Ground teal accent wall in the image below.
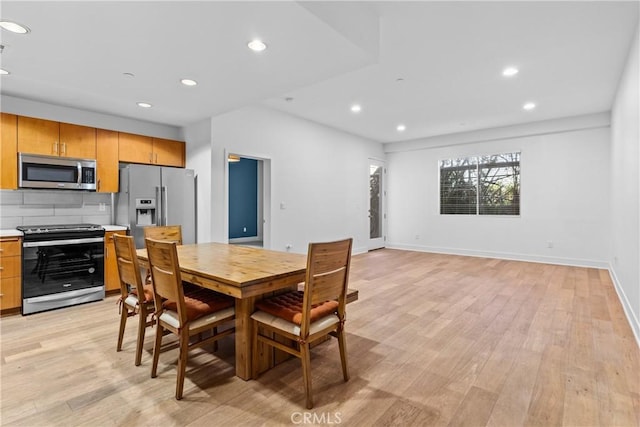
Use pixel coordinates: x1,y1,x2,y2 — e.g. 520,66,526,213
229,158,258,239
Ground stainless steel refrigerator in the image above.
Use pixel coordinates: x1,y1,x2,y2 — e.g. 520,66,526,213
115,164,196,248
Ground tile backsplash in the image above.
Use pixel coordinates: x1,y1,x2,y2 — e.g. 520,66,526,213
0,190,112,229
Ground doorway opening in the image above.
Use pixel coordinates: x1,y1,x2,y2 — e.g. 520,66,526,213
368,159,386,251
227,154,270,248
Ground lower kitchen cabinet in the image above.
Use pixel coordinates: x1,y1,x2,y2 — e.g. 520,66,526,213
104,230,127,292
0,237,22,312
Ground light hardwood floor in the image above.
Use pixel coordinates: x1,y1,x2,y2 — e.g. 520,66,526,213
1,249,638,426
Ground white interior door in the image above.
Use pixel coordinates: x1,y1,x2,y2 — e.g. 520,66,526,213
368,159,386,250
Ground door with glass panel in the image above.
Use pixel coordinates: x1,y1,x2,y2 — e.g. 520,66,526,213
368,159,385,250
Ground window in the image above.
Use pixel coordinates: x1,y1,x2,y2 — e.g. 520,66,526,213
440,152,520,215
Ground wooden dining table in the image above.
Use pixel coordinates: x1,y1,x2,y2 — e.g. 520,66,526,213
136,242,307,380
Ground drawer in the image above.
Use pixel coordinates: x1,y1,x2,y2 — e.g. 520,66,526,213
0,276,21,310
0,239,21,257
0,256,20,278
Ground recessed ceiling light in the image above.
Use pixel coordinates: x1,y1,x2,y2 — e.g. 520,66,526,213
351,104,362,113
396,124,406,132
248,39,267,52
523,102,536,111
137,102,152,108
0,21,30,34
181,78,197,86
502,67,519,77
0,69,9,75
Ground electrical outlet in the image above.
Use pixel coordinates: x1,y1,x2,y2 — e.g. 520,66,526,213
99,203,106,212
547,241,554,248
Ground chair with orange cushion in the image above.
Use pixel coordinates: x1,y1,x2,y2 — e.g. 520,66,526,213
145,237,236,400
251,238,353,409
114,234,155,366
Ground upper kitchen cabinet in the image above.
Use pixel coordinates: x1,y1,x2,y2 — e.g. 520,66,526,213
152,137,185,167
17,116,96,159
96,129,119,193
119,132,185,167
0,113,18,189
118,132,153,164
59,123,97,159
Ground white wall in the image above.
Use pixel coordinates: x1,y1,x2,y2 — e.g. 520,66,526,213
183,117,213,243
385,114,611,267
610,25,640,344
200,105,384,255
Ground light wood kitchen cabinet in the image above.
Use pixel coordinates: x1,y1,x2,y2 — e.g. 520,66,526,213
118,132,153,164
152,137,185,167
96,129,119,193
59,123,97,159
16,116,59,155
104,230,127,292
0,113,18,190
0,237,22,312
119,132,185,167
17,116,96,159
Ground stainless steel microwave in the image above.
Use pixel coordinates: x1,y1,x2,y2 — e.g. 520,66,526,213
18,153,97,191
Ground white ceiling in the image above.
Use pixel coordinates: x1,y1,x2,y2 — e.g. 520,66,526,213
0,1,638,144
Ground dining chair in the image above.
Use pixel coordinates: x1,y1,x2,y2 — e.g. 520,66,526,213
142,224,182,289
145,237,236,400
143,225,183,244
251,238,353,409
114,234,155,366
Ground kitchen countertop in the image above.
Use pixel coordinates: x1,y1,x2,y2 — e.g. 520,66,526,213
103,225,128,232
0,229,23,238
1,225,128,238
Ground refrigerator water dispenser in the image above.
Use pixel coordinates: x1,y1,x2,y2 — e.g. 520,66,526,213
135,198,156,226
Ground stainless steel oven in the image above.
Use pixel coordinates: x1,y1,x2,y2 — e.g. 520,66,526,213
18,224,105,315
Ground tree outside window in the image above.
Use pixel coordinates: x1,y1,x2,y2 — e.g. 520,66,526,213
440,152,520,215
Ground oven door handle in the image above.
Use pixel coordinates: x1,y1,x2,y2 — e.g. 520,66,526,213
23,237,105,247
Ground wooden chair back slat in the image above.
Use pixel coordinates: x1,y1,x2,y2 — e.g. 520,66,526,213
310,269,347,304
113,234,144,297
145,238,187,325
143,225,183,245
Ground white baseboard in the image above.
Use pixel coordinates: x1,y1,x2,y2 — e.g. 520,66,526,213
607,264,640,349
386,242,609,269
352,245,369,256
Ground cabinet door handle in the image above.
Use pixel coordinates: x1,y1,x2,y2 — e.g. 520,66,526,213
149,153,153,163
155,153,158,163
53,142,58,154
97,179,101,191
62,142,67,155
